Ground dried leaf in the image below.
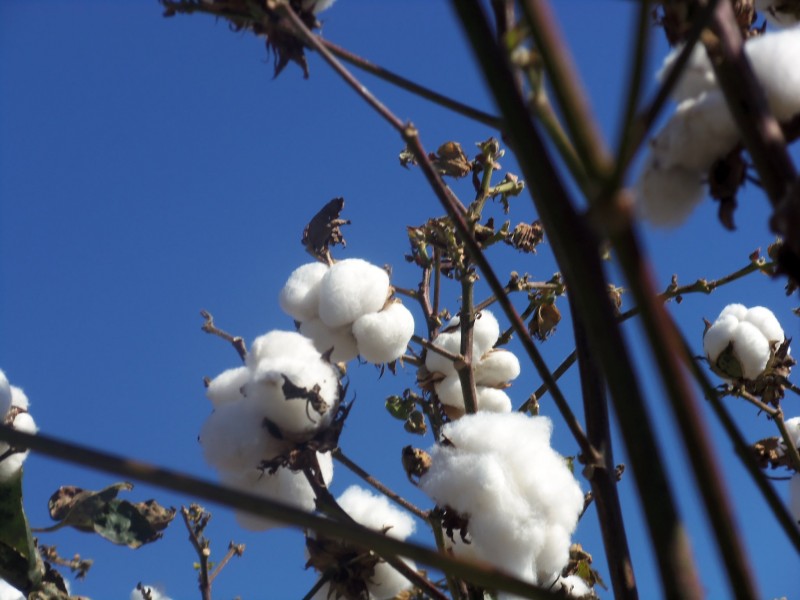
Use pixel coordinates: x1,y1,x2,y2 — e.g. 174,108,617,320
302,198,350,263
46,483,175,548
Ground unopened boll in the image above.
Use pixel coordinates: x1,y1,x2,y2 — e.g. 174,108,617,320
352,301,415,364
704,304,786,380
318,259,390,328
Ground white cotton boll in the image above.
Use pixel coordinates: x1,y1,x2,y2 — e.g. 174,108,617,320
657,43,716,101
318,259,390,328
0,580,25,600
205,366,249,408
352,302,415,364
743,306,785,345
199,398,285,472
731,321,772,379
337,485,416,540
476,387,513,413
747,29,800,120
780,416,800,451
474,349,521,386
368,560,417,600
0,370,11,418
247,330,322,369
299,318,359,363
636,160,705,227
720,303,748,320
551,575,593,598
420,413,583,586
247,356,340,438
9,386,29,411
279,262,329,322
425,331,461,376
434,375,465,408
0,412,37,481
704,314,741,362
223,451,333,531
790,472,800,527
473,310,501,355
130,586,172,600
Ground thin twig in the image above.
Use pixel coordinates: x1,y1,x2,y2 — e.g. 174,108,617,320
200,310,247,363
181,507,212,600
208,542,245,584
332,448,429,520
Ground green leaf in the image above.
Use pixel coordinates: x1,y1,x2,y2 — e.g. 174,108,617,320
0,470,44,592
385,395,414,420
45,482,176,548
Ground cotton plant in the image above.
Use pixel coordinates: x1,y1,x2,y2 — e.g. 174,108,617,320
280,258,415,364
417,412,585,594
0,370,37,482
307,485,417,600
199,331,341,530
703,303,790,382
424,309,521,414
637,27,800,225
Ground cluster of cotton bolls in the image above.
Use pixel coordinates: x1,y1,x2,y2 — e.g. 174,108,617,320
424,310,520,413
419,412,586,598
703,303,787,381
199,331,339,530
280,259,415,365
0,370,37,482
636,27,800,225
309,485,416,600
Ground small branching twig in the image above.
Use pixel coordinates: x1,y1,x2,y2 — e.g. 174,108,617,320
37,544,93,580
199,310,247,363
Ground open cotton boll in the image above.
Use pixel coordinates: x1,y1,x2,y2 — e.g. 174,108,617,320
636,160,705,226
474,349,521,386
223,452,333,531
337,485,416,539
434,377,512,413
310,559,416,600
742,306,785,344
445,310,501,357
551,575,593,598
9,386,29,411
318,259,390,328
420,413,583,586
424,331,461,376
657,42,716,102
205,366,249,408
299,318,359,363
729,321,771,380
0,580,25,600
130,586,172,600
779,416,800,453
0,370,11,417
247,330,322,369
746,27,800,119
199,398,285,473
0,412,37,481
246,356,340,438
720,303,748,320
352,302,415,364
279,262,329,322
703,314,741,361
476,387,513,413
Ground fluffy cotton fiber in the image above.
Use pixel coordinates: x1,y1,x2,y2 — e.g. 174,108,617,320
704,303,786,380
352,301,415,364
0,374,36,482
419,413,583,587
318,259,390,328
279,262,329,322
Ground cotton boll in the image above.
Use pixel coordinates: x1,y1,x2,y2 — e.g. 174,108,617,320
551,575,593,598
337,485,416,540
434,375,465,408
747,28,800,119
704,314,740,362
476,387,513,413
352,302,415,364
299,318,359,363
247,356,340,438
130,586,172,600
205,366,249,408
474,349,521,386
279,262,329,322
636,160,705,227
247,330,322,369
223,452,333,531
731,321,772,379
0,370,11,418
720,303,748,320
780,416,800,451
0,412,37,481
0,580,25,600
424,331,461,376
473,310,501,355
657,42,716,101
318,259,390,328
743,306,785,344
9,386,29,411
199,398,285,472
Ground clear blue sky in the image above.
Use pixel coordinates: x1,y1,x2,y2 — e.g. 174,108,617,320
1,1,797,598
